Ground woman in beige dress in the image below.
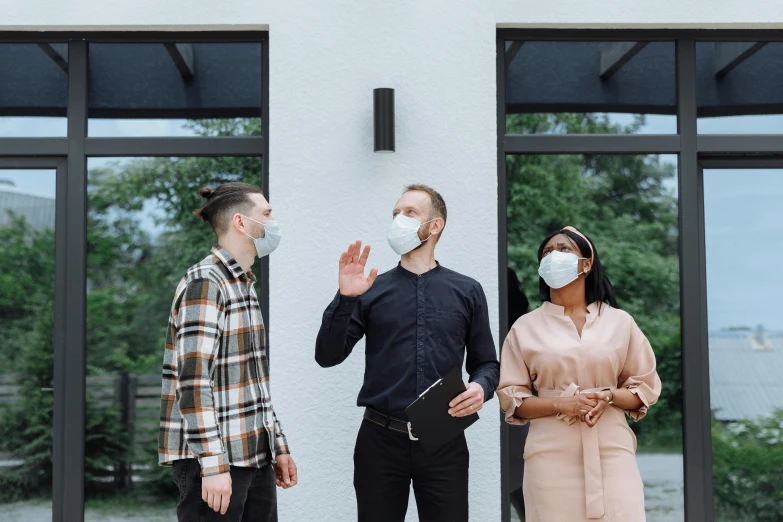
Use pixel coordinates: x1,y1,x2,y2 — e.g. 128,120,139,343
497,226,661,522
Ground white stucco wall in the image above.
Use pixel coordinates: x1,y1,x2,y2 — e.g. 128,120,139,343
3,1,783,520
267,3,500,520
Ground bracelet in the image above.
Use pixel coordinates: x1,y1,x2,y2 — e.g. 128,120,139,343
601,387,615,405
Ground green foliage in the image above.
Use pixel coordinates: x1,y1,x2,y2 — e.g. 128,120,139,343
712,410,783,522
0,302,55,502
0,297,128,502
83,396,130,491
0,216,56,370
506,112,648,136
0,215,57,502
506,113,682,445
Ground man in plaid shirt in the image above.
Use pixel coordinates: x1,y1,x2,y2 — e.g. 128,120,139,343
159,182,296,521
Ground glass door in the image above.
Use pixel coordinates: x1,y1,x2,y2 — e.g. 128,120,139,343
0,157,74,522
700,159,783,521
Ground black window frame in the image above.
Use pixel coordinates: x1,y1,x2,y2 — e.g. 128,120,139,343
497,29,783,522
0,31,269,522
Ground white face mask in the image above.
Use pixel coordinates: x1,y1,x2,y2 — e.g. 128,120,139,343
387,215,435,256
242,216,281,258
538,250,588,289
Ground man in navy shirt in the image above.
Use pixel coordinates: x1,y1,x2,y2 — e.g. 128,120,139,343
315,184,499,522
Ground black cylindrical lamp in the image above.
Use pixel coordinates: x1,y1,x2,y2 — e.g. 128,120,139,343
374,88,395,153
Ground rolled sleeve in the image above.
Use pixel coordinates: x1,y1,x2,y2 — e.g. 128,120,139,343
496,326,533,426
619,319,662,422
498,385,534,426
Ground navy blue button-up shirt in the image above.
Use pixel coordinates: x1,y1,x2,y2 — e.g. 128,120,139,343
315,263,500,419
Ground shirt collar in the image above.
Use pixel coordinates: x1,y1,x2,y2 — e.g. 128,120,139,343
212,245,256,282
396,261,442,279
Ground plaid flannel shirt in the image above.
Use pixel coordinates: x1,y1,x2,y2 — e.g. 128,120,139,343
159,246,289,477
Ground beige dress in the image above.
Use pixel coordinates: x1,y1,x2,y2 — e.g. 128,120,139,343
497,301,661,522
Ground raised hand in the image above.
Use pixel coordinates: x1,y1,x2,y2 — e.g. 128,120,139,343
339,240,379,297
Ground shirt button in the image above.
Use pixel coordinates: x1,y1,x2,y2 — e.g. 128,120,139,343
419,342,423,346
419,291,423,296
418,367,423,372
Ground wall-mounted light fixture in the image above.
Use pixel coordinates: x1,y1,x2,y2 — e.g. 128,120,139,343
373,88,395,153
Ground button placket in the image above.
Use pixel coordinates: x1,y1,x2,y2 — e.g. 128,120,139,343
247,281,271,438
416,277,426,393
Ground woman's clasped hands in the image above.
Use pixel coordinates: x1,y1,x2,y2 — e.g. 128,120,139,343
555,391,611,428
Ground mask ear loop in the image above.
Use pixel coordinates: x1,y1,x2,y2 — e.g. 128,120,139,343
241,223,258,241
241,214,266,241
418,217,439,243
238,216,256,241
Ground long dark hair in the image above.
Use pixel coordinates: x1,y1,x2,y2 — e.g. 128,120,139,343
537,228,618,310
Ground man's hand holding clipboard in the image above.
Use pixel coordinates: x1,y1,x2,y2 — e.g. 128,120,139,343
405,367,483,455
448,379,486,418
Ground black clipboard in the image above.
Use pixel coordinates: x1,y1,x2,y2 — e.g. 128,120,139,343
405,367,479,455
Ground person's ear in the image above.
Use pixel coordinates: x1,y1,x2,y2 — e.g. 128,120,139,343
583,258,593,275
430,217,445,237
232,213,246,234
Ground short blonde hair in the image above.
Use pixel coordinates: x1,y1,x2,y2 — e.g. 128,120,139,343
404,184,447,224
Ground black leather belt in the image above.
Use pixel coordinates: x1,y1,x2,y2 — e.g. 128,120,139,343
363,408,417,439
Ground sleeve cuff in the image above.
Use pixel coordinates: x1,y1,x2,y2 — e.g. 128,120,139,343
497,386,533,426
199,452,230,477
274,435,290,457
331,293,360,317
275,448,291,458
471,377,494,403
623,379,654,422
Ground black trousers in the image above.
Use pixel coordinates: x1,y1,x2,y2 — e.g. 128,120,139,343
354,418,470,522
172,459,277,522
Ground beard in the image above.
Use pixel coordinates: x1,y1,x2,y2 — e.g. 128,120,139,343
412,221,434,251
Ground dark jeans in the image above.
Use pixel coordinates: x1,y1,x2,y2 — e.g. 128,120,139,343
354,418,470,522
172,459,277,522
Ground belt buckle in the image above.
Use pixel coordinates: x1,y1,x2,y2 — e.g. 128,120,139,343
407,422,418,441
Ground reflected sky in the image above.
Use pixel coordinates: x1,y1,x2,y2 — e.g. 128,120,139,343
704,169,783,332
